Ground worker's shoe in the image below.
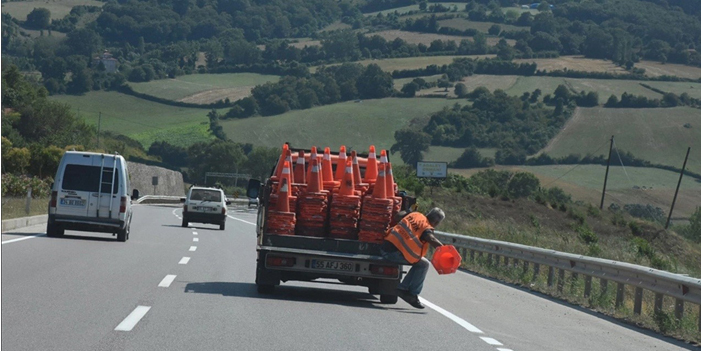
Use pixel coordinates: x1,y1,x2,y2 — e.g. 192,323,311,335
397,289,424,309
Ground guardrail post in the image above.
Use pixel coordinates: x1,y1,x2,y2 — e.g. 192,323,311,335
634,287,643,315
675,299,684,320
600,279,608,297
522,261,528,275
533,264,540,282
25,188,32,215
470,250,475,262
615,283,625,308
584,275,592,298
570,273,579,294
557,269,565,293
487,254,492,266
503,256,509,266
547,266,554,287
654,293,663,313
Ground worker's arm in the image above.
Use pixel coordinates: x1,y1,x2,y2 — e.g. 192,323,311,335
421,229,443,249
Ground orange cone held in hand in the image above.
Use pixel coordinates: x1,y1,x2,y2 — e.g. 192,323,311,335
431,245,462,274
307,158,322,193
372,163,387,199
351,151,362,186
307,147,318,185
364,145,378,183
335,146,347,181
322,147,334,182
338,160,355,196
276,178,291,212
385,162,395,198
294,150,306,184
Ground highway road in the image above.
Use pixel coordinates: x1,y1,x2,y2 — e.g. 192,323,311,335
1,204,695,351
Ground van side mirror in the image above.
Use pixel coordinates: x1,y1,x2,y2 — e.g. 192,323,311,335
180,197,186,203
246,179,261,199
131,189,140,200
226,200,232,205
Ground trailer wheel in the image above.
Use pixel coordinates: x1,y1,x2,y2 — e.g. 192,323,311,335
380,294,398,304
257,284,275,294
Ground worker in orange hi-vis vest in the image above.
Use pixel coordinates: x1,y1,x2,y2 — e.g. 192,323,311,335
381,208,445,309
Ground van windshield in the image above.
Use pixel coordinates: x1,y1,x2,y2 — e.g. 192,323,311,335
62,165,119,194
190,189,222,202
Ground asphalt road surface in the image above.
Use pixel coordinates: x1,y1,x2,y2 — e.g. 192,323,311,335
2,204,695,351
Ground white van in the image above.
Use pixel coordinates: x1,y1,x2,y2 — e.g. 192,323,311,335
47,151,134,241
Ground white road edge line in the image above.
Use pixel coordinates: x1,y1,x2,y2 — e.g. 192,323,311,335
158,275,177,287
1,234,46,244
115,306,151,331
480,337,503,346
193,238,199,242
227,215,256,226
179,257,190,264
189,246,197,251
418,297,483,334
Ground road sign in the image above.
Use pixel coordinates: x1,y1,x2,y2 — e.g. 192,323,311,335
416,162,447,179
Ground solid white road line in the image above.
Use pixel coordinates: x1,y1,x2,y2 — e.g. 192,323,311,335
418,297,483,334
179,257,190,264
158,275,177,288
1,234,46,244
115,306,151,331
480,337,503,346
227,215,256,226
193,238,199,242
189,246,197,251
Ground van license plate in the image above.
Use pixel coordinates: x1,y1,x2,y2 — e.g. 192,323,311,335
60,198,86,207
310,259,354,272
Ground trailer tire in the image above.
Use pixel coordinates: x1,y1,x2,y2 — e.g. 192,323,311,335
380,294,398,304
257,284,275,294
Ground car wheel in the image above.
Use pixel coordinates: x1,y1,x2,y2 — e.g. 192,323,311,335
380,294,398,304
46,221,58,237
181,217,188,227
117,227,127,242
219,221,225,230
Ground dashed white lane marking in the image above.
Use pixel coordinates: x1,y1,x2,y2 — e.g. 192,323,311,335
179,257,190,264
115,306,151,331
2,234,46,244
227,215,256,226
189,246,197,251
193,238,199,242
193,231,198,235
497,348,514,351
158,275,177,287
480,337,503,346
419,297,483,334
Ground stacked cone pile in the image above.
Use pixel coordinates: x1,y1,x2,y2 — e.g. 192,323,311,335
266,178,296,235
328,159,361,239
358,161,395,244
295,158,328,237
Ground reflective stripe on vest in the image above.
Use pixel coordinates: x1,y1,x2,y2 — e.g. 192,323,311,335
384,212,432,264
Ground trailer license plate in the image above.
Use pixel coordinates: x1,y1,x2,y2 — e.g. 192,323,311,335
311,259,354,272
60,198,85,207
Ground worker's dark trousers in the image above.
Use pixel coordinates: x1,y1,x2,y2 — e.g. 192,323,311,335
381,249,431,296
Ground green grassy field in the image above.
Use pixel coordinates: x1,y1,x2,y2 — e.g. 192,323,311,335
219,98,459,152
1,0,103,20
438,18,523,33
542,107,701,172
364,2,467,16
422,146,497,163
51,91,219,148
129,73,279,102
505,76,664,99
642,81,701,97
317,55,495,73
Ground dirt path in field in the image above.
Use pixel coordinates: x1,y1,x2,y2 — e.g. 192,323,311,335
178,86,254,104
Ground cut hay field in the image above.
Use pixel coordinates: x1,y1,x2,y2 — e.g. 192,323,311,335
364,2,467,16
1,0,103,20
50,91,219,147
219,98,459,152
514,56,700,80
505,76,664,99
438,18,523,33
642,81,701,97
451,164,701,220
315,55,495,73
541,107,701,172
129,73,279,103
368,29,514,46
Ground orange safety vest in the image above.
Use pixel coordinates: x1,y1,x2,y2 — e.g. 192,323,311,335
384,212,433,264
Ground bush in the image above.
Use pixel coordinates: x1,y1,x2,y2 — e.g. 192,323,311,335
576,224,598,245
1,174,53,197
629,221,643,236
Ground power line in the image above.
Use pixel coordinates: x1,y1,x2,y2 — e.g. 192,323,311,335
542,139,609,188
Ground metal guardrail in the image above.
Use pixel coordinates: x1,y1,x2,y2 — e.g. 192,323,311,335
433,230,701,319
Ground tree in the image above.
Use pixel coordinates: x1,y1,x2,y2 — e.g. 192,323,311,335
537,1,551,11
26,8,51,29
488,24,501,36
507,172,540,198
419,1,428,11
29,144,63,178
401,82,419,97
3,147,31,174
605,94,619,107
454,83,468,98
453,147,490,168
356,64,393,99
66,28,102,57
390,129,431,168
243,146,280,181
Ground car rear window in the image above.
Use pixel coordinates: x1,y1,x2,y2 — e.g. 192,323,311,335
190,189,222,202
62,165,119,194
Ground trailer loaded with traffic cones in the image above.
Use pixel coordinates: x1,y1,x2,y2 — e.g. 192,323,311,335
247,144,417,304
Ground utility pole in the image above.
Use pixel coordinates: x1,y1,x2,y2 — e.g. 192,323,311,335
666,147,690,229
599,135,614,209
97,112,102,149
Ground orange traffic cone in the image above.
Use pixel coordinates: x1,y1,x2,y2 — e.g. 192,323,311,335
273,143,289,180
335,146,347,181
280,161,292,192
372,163,386,199
276,178,291,212
431,245,462,274
307,146,318,185
276,149,292,181
364,145,378,183
351,151,362,186
380,149,388,165
294,150,306,184
338,160,355,196
322,147,334,182
385,162,395,198
307,158,322,193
